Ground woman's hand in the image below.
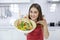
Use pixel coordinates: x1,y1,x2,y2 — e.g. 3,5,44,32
37,20,46,26
37,19,49,39
24,15,29,19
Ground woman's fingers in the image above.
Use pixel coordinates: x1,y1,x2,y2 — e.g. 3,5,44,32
24,15,28,19
37,20,46,25
24,16,27,18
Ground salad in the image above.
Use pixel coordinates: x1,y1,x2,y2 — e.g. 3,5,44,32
14,18,33,31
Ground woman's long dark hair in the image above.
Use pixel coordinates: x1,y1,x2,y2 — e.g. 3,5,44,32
28,3,43,21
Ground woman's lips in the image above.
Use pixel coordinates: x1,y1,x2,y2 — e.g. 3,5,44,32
31,16,35,18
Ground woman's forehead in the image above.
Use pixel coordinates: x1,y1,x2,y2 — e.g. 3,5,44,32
30,7,39,11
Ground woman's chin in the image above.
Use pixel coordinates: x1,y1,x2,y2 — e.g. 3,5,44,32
30,18,36,21
31,19,36,21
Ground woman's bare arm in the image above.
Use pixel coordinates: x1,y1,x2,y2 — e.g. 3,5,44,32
37,19,49,39
43,20,49,39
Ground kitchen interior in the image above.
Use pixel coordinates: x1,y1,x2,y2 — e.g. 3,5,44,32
0,0,60,40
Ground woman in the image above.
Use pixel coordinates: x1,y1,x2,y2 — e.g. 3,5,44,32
24,3,49,40
15,3,49,40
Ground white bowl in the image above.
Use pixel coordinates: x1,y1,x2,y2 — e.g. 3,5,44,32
14,18,36,34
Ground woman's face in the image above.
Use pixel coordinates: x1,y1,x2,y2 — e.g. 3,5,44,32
29,7,39,21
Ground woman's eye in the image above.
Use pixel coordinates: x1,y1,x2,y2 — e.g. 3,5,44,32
34,11,37,14
30,11,33,13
